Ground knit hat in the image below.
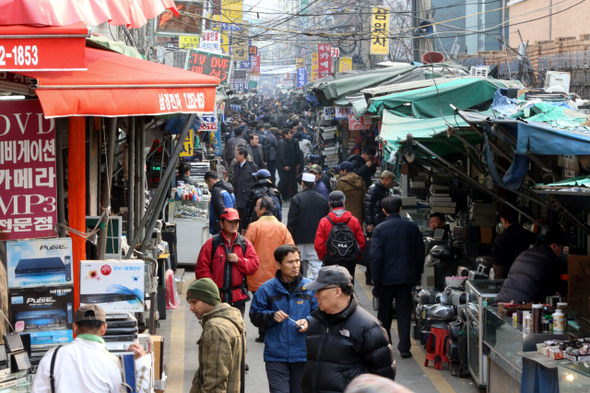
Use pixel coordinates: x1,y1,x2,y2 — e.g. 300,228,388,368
186,278,221,306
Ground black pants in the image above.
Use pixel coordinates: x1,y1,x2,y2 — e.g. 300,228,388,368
268,160,276,185
377,283,413,352
278,169,297,199
265,361,305,393
231,302,246,317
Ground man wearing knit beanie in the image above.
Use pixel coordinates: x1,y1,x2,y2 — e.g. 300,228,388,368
187,278,247,393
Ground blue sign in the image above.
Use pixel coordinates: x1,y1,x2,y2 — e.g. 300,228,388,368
221,23,242,31
296,67,307,89
229,103,243,111
240,58,251,69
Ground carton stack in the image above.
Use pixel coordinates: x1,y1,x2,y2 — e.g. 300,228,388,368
318,127,339,168
429,180,456,214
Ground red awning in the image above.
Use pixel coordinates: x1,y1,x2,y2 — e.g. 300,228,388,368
0,0,178,28
15,47,220,118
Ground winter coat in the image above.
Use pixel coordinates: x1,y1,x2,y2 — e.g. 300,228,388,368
209,180,236,235
494,245,562,304
348,154,377,189
314,180,330,201
245,216,294,292
277,138,302,169
232,160,258,208
242,180,282,229
287,188,330,244
195,232,260,304
264,131,278,161
247,143,266,169
250,272,317,362
224,136,244,164
491,224,535,278
301,296,396,393
190,303,246,393
336,172,366,223
363,181,389,226
298,138,313,159
370,213,425,286
315,208,366,262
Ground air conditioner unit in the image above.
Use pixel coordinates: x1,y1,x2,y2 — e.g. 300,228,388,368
545,71,571,93
470,66,489,77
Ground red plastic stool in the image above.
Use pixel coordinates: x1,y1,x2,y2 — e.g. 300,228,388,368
424,324,450,370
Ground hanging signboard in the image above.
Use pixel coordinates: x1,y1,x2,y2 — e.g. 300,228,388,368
199,31,221,52
179,128,194,157
231,28,249,61
318,44,332,78
311,53,318,82
339,57,352,72
228,103,242,112
220,0,243,31
331,47,340,58
370,7,389,55
179,36,200,49
249,46,258,56
323,106,335,120
296,58,306,68
348,112,372,130
229,78,249,91
198,113,221,156
251,54,260,75
157,2,203,36
220,33,229,54
0,100,57,240
296,67,307,89
335,106,350,120
185,48,233,86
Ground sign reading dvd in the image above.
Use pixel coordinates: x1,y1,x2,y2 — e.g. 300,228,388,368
185,48,233,86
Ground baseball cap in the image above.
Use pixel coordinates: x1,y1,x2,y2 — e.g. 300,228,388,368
309,165,322,175
302,172,316,182
75,304,106,323
253,169,271,179
220,208,240,221
338,161,354,172
303,265,352,291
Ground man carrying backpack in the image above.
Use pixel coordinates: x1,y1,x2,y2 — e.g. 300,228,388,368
205,171,236,235
314,191,365,282
242,169,282,231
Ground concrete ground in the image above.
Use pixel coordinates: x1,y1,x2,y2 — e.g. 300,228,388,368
158,201,484,393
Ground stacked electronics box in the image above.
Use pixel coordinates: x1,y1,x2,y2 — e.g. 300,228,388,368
0,333,33,390
104,313,139,354
6,238,75,366
189,162,210,184
318,126,339,168
429,178,456,214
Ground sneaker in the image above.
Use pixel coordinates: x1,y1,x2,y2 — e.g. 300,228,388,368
400,351,412,358
255,334,265,343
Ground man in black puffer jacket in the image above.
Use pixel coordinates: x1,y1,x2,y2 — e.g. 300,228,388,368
204,171,235,235
301,266,395,393
241,169,282,230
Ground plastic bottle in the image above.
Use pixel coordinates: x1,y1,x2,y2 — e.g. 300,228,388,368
532,304,543,333
553,309,565,333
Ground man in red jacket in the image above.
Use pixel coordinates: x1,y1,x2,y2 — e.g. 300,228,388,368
315,191,365,281
196,208,259,316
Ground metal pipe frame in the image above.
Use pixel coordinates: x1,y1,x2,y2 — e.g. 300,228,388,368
127,117,135,251
55,119,66,237
98,118,117,260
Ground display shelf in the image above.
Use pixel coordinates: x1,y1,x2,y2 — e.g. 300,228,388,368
168,199,209,221
558,362,590,392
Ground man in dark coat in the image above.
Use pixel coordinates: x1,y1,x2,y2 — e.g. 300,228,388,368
224,127,245,167
232,146,258,230
204,171,236,235
348,147,378,189
241,169,282,230
494,225,566,304
247,133,266,169
276,128,302,200
491,205,535,279
371,197,424,359
301,266,396,393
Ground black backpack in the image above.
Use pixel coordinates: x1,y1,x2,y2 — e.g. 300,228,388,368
324,216,361,265
210,233,250,304
265,187,282,221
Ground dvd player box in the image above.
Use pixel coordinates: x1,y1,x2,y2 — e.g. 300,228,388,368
80,260,145,313
6,238,74,289
9,287,74,346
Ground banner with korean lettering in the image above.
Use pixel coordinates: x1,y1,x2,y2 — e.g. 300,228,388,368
221,0,243,31
251,55,260,75
199,31,221,52
296,58,305,68
318,44,331,78
231,28,249,61
296,67,307,88
335,106,350,120
0,100,56,240
198,113,222,156
371,7,389,55
186,48,233,86
180,129,194,157
339,57,352,72
180,36,200,49
348,112,372,130
311,53,318,82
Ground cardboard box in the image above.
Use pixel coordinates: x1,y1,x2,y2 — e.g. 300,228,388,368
480,227,493,243
568,255,590,321
6,238,74,289
152,335,164,381
80,260,145,313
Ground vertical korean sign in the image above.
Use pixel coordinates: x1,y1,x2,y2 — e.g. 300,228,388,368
0,100,56,240
339,57,352,72
296,67,307,88
251,54,260,75
198,113,221,156
231,27,249,61
318,44,331,78
311,53,318,81
296,58,306,69
370,7,389,55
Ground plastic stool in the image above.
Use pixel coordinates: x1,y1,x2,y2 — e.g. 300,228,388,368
424,324,450,370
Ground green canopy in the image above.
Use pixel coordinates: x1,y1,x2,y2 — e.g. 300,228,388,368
87,36,145,59
367,77,510,118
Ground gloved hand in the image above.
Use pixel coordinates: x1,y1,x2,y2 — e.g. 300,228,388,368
372,282,383,298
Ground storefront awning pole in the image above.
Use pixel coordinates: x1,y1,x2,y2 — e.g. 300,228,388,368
127,117,136,251
55,119,66,238
98,118,117,260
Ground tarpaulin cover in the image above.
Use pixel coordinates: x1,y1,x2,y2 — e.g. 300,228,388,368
0,0,177,28
20,47,219,118
367,77,510,118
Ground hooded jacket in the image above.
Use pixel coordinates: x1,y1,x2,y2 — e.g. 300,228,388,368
315,208,366,262
301,296,396,393
250,272,317,363
209,180,236,235
190,303,246,393
336,172,367,223
363,181,389,227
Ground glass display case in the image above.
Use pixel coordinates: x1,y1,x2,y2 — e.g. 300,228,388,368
558,362,590,392
168,198,211,266
465,280,504,388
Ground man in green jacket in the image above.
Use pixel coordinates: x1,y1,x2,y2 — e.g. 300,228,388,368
187,278,246,393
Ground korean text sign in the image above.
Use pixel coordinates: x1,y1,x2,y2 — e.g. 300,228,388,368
318,44,331,78
251,55,260,75
311,53,318,82
0,99,56,240
371,8,389,55
186,48,232,86
296,67,307,88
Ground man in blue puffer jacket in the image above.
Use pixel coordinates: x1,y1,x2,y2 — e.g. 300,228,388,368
250,244,318,393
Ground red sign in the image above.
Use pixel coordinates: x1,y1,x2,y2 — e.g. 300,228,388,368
0,100,57,240
0,23,87,71
331,47,340,57
251,55,260,75
348,112,372,130
318,44,332,78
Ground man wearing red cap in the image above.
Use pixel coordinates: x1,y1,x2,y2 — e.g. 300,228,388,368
196,208,260,315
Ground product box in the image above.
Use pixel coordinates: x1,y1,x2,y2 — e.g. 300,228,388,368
80,260,145,313
9,287,74,346
6,238,74,289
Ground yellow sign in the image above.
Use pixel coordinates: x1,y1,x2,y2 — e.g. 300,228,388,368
231,27,249,61
179,36,200,49
220,33,229,54
339,57,352,72
221,0,243,24
370,7,389,55
311,53,318,82
180,129,194,157
296,57,306,68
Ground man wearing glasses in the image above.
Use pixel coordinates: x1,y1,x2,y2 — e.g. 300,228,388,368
300,266,396,393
